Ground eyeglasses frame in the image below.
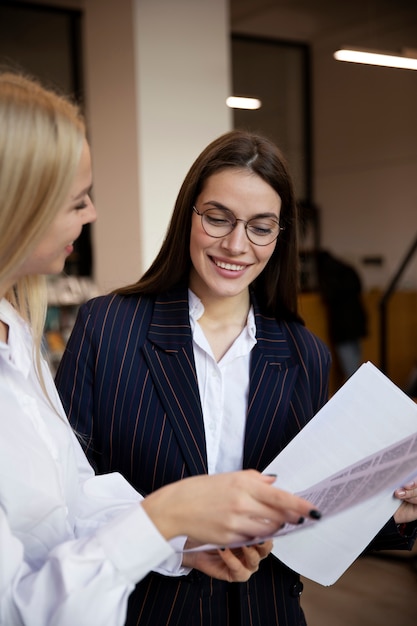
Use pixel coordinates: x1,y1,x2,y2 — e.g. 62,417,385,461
192,205,284,247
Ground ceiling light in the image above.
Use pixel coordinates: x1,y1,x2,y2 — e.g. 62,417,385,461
334,47,417,71
226,96,262,110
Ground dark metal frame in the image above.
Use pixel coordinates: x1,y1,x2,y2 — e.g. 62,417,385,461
230,33,313,204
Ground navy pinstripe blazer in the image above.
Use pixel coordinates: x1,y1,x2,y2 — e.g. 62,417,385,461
56,286,415,626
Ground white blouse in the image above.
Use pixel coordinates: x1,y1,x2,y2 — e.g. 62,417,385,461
0,299,176,626
189,290,256,474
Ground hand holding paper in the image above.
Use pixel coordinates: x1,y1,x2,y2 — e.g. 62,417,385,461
265,361,417,585
182,363,417,587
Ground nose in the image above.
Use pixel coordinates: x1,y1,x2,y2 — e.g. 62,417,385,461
220,220,248,252
83,196,97,224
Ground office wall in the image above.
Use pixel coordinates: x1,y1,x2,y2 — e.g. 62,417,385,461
313,40,417,291
232,5,417,291
82,0,231,291
16,0,417,293
133,0,231,277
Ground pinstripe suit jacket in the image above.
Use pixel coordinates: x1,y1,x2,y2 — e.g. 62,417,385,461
56,286,338,625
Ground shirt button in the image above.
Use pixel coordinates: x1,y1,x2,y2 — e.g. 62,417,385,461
290,580,304,597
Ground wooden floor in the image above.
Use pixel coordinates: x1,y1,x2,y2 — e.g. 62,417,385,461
301,547,417,625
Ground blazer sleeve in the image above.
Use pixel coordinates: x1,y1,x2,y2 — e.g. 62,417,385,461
366,517,417,552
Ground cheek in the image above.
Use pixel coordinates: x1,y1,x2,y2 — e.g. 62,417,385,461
31,237,57,261
189,224,209,264
257,243,276,266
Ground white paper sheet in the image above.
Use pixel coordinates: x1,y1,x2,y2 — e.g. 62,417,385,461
265,361,417,585
182,362,417,586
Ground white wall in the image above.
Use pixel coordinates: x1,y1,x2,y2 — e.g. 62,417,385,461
83,0,231,291
133,0,232,272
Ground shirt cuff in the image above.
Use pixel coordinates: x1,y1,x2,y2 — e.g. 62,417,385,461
154,536,192,577
95,503,175,583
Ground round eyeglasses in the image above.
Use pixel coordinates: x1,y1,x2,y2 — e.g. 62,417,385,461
193,206,283,246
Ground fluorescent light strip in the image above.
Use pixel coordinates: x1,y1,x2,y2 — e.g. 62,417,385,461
226,96,262,110
334,49,417,71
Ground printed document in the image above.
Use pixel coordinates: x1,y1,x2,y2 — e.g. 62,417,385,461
265,361,417,585
183,362,417,586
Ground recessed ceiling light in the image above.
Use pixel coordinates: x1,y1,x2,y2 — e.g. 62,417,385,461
226,96,262,109
334,48,417,71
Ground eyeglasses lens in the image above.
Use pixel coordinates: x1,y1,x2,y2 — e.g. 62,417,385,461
202,208,279,245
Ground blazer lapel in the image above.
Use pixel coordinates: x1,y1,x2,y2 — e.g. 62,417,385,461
243,303,299,471
143,288,208,475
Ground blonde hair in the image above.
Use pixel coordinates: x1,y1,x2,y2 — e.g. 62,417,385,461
0,72,86,380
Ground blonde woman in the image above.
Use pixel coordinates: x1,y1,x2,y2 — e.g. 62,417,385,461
0,73,322,626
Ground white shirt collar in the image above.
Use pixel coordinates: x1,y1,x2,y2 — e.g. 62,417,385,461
0,298,32,376
188,289,256,341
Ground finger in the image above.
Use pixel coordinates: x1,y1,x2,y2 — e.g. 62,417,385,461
395,486,417,501
244,508,315,538
217,547,259,581
251,540,273,559
248,476,322,523
240,545,266,568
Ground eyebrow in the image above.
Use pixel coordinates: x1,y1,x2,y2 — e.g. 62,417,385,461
202,200,279,219
72,184,93,201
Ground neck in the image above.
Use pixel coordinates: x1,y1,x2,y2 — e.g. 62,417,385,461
0,276,14,301
198,290,250,324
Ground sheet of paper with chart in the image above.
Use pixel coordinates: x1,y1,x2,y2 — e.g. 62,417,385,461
182,362,417,586
264,361,417,586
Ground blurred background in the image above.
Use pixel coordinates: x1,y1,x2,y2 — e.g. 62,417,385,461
0,0,416,391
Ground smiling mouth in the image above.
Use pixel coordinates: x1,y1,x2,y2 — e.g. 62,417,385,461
213,258,246,271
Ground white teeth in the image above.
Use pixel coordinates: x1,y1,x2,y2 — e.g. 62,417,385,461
214,259,245,271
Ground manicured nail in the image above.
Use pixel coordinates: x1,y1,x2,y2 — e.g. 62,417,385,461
265,473,277,478
297,516,305,525
309,509,322,520
396,490,406,497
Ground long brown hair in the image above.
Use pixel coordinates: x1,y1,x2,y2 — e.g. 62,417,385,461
115,130,302,322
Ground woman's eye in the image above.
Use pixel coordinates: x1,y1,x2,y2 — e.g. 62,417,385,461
251,225,272,235
205,211,233,226
248,220,279,236
208,216,229,225
75,198,89,210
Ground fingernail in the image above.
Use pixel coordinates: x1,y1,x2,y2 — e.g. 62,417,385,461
309,509,322,520
257,541,265,545
297,516,305,525
265,473,277,478
396,490,406,497
220,547,225,551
